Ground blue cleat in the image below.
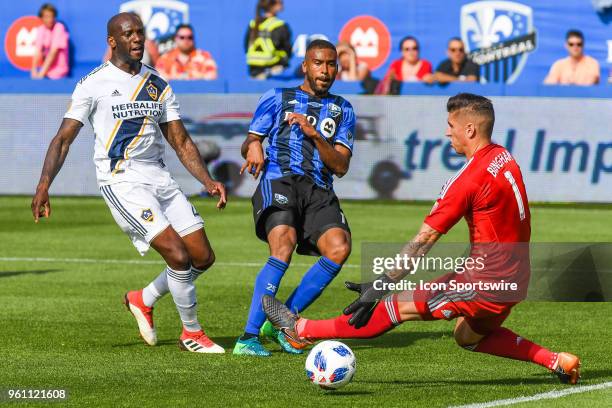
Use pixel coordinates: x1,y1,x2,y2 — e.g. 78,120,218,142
232,337,272,357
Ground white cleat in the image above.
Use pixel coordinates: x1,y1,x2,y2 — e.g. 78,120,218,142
124,290,157,346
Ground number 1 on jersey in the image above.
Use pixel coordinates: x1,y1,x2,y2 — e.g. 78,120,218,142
504,171,526,221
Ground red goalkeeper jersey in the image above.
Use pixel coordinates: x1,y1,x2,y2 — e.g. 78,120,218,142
425,143,531,292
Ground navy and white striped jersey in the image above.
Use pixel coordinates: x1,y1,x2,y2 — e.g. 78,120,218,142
249,87,356,189
64,62,179,186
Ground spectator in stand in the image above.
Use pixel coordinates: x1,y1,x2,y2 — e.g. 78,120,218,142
245,0,292,79
155,24,218,80
385,36,432,82
544,30,600,85
336,41,370,81
31,3,69,79
424,38,479,84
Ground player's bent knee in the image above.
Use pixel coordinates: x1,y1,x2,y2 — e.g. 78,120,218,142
192,249,215,271
453,323,483,350
325,241,351,264
166,247,191,271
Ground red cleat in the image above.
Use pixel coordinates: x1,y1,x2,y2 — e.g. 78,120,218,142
179,329,225,354
123,290,157,346
553,352,581,384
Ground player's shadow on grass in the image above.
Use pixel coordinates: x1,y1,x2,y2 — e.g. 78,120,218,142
0,269,62,278
319,390,374,396
112,339,179,348
341,331,446,350
364,368,612,387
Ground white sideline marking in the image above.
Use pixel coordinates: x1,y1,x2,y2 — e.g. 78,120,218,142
0,257,359,269
448,381,612,408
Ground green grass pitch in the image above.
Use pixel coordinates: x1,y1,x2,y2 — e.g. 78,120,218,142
0,196,611,407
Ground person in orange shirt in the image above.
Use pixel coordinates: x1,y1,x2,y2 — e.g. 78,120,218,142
156,24,218,80
544,30,600,85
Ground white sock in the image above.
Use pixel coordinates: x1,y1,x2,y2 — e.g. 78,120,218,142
142,269,168,307
165,266,201,332
191,265,206,281
142,265,206,307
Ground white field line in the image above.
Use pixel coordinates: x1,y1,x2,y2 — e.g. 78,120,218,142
448,381,612,408
0,256,359,269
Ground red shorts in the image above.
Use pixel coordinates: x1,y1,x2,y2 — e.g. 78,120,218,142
410,272,516,335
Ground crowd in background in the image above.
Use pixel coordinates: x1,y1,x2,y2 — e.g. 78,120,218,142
29,1,609,90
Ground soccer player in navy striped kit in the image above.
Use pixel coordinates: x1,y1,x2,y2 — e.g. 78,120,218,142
234,39,356,356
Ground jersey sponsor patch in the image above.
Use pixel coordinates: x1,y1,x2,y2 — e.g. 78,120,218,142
320,117,336,139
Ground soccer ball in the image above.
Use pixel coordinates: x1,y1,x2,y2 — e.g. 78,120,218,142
305,341,356,390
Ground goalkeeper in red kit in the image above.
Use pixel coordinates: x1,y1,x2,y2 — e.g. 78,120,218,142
263,93,581,384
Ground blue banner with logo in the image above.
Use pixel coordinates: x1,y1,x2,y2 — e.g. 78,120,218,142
2,0,611,86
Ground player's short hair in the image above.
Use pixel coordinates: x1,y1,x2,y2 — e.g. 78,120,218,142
38,3,57,18
174,24,194,36
566,29,584,42
306,39,337,54
447,93,495,137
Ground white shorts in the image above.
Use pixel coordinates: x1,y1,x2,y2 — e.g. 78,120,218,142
100,182,204,255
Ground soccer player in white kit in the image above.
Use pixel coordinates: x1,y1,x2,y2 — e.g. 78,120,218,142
31,13,226,353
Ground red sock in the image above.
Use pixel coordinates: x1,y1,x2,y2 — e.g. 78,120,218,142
473,327,558,369
297,295,400,340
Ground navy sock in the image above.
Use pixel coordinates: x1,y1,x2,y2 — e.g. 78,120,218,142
240,333,258,341
244,257,289,335
285,257,342,313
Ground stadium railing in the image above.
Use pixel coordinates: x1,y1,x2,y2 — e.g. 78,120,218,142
1,78,612,98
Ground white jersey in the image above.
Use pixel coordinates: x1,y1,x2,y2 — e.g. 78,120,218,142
64,61,180,186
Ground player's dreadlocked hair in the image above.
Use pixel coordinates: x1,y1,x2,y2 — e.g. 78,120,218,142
447,93,495,137
249,0,282,42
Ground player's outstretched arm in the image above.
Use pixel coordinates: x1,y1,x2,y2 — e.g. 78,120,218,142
240,133,265,179
160,119,227,209
31,118,83,222
286,113,351,176
343,223,442,328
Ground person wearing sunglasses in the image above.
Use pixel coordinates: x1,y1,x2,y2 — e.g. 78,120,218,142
544,30,600,85
155,24,218,80
385,36,432,82
424,37,479,84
